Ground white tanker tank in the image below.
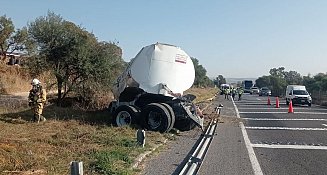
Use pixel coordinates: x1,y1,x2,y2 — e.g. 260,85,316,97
109,43,203,133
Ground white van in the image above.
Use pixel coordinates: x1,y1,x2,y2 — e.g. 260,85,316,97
220,84,231,95
285,85,312,107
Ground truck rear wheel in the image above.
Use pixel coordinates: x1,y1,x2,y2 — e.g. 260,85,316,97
160,103,175,132
142,103,171,133
112,105,140,127
174,118,196,131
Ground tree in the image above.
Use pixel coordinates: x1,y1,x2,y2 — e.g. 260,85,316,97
255,76,271,88
284,70,302,85
0,15,30,61
191,57,213,87
269,67,285,78
28,12,125,106
215,75,226,87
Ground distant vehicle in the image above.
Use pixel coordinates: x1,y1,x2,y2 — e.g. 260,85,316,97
220,84,231,95
285,85,312,107
250,87,259,94
259,87,271,96
242,80,253,93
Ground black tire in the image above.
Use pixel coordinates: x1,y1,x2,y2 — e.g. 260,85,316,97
142,103,171,133
174,118,196,131
308,103,312,107
112,105,140,127
286,100,289,105
160,103,175,132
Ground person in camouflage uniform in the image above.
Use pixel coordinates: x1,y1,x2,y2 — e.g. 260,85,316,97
28,79,47,123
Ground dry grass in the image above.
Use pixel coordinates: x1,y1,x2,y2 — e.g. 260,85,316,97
0,61,217,174
0,63,55,95
185,87,218,103
0,87,217,174
0,64,31,94
0,105,167,175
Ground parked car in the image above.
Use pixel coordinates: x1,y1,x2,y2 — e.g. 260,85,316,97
259,87,271,96
250,87,259,94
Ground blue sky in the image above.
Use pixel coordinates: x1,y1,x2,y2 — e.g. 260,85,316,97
2,0,327,78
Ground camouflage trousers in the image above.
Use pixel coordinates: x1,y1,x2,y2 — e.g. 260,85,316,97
32,103,46,123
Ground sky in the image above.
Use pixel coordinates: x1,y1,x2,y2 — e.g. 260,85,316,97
1,0,327,78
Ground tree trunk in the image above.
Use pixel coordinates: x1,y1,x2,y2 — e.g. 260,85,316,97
56,76,63,106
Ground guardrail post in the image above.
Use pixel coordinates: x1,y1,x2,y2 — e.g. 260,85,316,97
137,129,145,147
70,161,83,175
215,104,223,116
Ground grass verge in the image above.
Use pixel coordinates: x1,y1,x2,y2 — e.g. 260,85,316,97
0,105,167,175
0,87,217,174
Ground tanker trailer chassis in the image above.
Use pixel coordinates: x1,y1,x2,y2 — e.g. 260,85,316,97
109,87,204,133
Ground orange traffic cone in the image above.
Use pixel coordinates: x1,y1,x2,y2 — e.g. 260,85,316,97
275,97,280,108
288,100,294,113
267,96,271,105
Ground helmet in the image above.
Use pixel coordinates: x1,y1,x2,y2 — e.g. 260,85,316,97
31,79,40,86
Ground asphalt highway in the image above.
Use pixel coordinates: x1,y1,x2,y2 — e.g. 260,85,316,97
141,93,327,175
233,94,327,175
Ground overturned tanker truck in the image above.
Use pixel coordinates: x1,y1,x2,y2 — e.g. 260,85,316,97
109,43,204,133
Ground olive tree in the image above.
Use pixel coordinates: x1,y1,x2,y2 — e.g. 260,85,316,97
0,15,30,61
28,12,125,106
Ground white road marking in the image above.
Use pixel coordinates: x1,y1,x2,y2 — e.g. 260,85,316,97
322,124,327,127
232,98,263,175
245,126,327,131
238,108,287,110
256,98,262,101
252,144,327,150
239,111,327,115
238,107,327,110
243,118,327,121
235,102,268,104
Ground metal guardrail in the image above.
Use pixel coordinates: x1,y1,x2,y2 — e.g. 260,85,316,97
178,119,217,175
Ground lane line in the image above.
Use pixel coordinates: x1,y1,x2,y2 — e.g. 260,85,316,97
238,107,327,110
252,144,327,150
245,126,327,131
239,112,327,115
322,124,327,127
243,118,327,121
232,98,263,175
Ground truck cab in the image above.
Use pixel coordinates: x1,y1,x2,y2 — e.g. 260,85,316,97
286,85,312,107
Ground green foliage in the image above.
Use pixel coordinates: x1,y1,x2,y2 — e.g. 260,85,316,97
0,15,31,60
214,75,226,87
27,12,125,106
91,149,134,175
191,57,213,87
256,67,300,96
303,73,327,92
258,67,327,97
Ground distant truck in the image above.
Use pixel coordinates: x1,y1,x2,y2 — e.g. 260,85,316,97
109,43,204,133
242,80,253,93
285,85,312,107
